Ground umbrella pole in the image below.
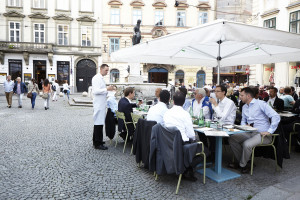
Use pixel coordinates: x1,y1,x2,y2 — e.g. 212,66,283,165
217,40,222,85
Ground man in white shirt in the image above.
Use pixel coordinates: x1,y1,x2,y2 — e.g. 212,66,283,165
164,91,195,143
209,85,237,125
147,90,170,124
190,88,212,119
3,75,14,108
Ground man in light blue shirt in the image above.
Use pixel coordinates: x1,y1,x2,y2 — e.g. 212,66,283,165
228,87,280,173
3,75,14,108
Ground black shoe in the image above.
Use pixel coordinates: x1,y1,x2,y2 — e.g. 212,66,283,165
8,105,11,108
45,107,47,110
241,166,250,174
18,106,22,108
182,173,198,182
228,162,240,169
95,145,108,150
119,132,126,141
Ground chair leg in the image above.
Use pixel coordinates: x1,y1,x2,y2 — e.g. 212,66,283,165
289,133,292,154
175,174,183,195
130,144,133,155
123,133,129,153
153,171,156,176
272,145,278,171
155,174,158,181
203,153,206,184
137,161,141,168
251,147,255,176
115,134,120,147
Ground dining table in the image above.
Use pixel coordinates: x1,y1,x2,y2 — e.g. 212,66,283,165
194,123,253,183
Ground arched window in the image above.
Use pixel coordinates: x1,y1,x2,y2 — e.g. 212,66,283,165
175,70,184,86
110,69,120,83
196,70,206,88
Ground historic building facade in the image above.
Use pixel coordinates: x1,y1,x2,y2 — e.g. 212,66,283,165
0,0,102,92
102,0,215,87
249,0,300,87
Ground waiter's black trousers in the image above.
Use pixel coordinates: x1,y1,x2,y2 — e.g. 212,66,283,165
93,125,104,146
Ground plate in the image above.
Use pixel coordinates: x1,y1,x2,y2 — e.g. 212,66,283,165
235,125,257,131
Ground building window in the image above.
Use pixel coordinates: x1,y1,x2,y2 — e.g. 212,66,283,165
8,0,21,7
290,11,300,34
110,9,120,24
110,38,119,54
34,24,45,43
175,70,184,86
81,26,92,46
199,12,208,25
80,0,92,12
9,22,20,42
155,10,164,26
264,18,276,29
33,0,45,8
110,69,120,83
57,61,70,85
196,70,206,88
57,0,69,10
9,60,22,81
132,9,142,25
58,25,68,45
177,11,186,27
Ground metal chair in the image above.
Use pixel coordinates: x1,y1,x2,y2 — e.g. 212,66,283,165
130,113,143,155
155,141,206,195
115,111,133,153
289,123,300,154
250,134,279,175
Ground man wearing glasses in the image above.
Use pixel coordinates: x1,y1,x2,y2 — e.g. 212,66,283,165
209,85,236,125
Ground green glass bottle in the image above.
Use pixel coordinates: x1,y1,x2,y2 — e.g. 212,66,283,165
198,108,205,127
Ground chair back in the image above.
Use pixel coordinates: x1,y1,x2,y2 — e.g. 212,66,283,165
116,111,125,120
131,113,143,128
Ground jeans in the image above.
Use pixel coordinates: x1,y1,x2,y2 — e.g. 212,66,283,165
64,90,70,100
44,93,50,108
31,92,37,108
17,93,24,106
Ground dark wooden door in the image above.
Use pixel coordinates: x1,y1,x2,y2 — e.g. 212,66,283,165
76,59,96,92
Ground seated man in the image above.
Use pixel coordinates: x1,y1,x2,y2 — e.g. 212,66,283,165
147,90,170,124
118,87,142,140
228,87,280,173
191,88,212,119
280,87,295,110
209,85,236,125
164,91,204,181
263,86,284,111
153,87,162,105
179,87,191,111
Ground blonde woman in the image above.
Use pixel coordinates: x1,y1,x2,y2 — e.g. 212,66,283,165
226,87,238,106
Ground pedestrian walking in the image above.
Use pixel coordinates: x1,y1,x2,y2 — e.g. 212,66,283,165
52,80,59,101
28,79,40,109
42,79,51,110
13,77,27,108
92,64,114,150
62,80,70,101
3,75,14,108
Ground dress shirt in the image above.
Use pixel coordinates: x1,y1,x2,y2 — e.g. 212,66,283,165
241,99,280,134
183,99,191,111
267,97,276,107
17,83,21,94
147,102,168,124
280,95,294,109
212,96,236,125
4,80,14,92
163,105,195,142
192,98,210,119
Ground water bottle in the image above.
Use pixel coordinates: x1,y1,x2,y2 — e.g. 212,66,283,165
189,106,193,117
198,108,205,127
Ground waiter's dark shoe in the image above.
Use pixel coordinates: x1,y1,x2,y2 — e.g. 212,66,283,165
241,165,250,174
183,171,198,182
228,162,240,169
95,145,108,150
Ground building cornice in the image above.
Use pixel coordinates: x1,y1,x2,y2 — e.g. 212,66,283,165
286,1,300,9
53,14,73,21
130,0,145,7
197,3,211,9
76,16,96,22
28,12,50,19
3,10,25,18
108,0,123,6
152,1,167,8
261,9,280,18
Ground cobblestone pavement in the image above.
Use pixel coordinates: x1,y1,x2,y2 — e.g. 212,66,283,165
1,94,300,200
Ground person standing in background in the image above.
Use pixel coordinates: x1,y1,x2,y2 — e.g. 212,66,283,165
13,77,27,108
3,75,14,108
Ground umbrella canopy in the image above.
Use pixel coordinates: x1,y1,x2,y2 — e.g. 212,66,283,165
111,20,300,83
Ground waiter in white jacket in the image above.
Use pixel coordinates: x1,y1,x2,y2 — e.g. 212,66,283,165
92,64,114,150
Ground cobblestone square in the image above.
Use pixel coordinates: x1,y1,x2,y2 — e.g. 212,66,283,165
1,94,300,200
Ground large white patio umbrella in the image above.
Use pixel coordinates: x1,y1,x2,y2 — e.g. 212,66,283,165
111,20,300,84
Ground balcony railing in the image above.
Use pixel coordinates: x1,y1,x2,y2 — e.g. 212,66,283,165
0,41,53,53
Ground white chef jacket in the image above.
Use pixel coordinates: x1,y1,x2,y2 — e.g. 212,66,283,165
92,73,107,125
163,105,195,142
